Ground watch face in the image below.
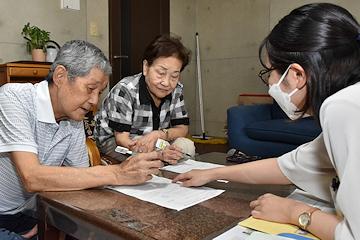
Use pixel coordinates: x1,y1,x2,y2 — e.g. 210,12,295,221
299,213,310,226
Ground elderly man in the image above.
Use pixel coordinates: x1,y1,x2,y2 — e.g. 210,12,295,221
0,40,163,239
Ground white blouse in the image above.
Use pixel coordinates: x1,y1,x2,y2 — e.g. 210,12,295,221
278,82,360,239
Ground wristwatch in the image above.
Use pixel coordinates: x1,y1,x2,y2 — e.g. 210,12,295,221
298,207,320,230
161,129,169,141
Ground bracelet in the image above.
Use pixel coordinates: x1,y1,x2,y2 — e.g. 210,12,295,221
161,129,169,141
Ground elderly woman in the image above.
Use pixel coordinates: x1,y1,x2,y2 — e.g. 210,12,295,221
95,34,195,163
173,3,360,239
0,40,163,239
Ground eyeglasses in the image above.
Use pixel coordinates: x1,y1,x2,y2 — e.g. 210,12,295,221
258,68,274,86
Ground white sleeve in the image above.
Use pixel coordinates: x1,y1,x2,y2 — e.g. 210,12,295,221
278,134,335,202
320,85,360,240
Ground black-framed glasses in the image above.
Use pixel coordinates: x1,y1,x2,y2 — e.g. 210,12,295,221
258,68,274,86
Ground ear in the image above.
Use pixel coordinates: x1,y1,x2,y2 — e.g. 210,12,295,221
52,65,67,88
290,63,307,89
142,60,149,76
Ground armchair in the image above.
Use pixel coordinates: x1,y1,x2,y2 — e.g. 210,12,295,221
227,102,322,158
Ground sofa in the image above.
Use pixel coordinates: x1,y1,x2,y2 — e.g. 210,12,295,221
227,101,322,158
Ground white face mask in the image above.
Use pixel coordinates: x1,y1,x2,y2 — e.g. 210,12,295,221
268,65,306,120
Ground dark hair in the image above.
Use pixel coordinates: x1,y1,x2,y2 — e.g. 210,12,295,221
143,34,191,72
46,40,112,83
259,3,360,123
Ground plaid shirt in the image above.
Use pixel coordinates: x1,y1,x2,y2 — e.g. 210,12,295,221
94,73,189,147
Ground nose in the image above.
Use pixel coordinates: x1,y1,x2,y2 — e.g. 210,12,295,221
89,91,100,106
161,75,170,86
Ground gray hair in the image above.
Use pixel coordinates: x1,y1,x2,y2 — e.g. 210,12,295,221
45,40,112,83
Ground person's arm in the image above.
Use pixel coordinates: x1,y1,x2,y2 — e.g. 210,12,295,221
127,125,189,153
163,125,188,142
10,151,164,193
250,193,343,240
114,130,133,149
172,158,292,186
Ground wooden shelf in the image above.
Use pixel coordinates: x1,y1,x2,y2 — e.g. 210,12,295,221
0,62,52,86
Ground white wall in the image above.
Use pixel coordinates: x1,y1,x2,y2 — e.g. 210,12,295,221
0,0,109,102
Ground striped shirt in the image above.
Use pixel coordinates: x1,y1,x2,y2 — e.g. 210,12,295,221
0,81,89,214
94,73,189,147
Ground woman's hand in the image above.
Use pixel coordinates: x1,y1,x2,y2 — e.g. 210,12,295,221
172,169,215,187
249,193,306,224
162,145,184,164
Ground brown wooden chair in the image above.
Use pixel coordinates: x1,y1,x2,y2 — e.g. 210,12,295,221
86,137,102,166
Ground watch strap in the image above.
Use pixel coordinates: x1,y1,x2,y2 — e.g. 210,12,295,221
162,129,169,141
299,207,320,230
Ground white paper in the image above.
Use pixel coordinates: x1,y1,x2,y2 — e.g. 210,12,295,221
213,225,254,240
161,159,225,173
287,189,336,214
106,175,225,211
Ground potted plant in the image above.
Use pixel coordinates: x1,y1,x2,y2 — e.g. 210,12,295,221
21,22,50,62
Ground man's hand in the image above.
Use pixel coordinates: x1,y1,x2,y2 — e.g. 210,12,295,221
21,224,38,239
162,145,185,164
116,151,164,185
128,131,162,153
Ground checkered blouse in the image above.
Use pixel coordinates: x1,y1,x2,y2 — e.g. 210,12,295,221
94,73,189,147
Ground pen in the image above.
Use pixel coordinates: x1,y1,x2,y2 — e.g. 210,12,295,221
182,152,191,157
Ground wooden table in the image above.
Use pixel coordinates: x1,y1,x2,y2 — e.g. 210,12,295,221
0,61,52,86
37,152,295,240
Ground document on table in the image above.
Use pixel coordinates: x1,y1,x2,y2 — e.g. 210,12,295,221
161,159,225,173
106,175,225,211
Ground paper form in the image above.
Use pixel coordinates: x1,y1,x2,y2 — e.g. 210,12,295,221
213,225,254,240
161,159,225,173
106,175,225,211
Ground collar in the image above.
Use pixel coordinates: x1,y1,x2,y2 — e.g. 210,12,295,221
139,74,172,105
36,81,56,124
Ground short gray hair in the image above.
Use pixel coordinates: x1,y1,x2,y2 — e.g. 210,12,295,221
45,40,112,83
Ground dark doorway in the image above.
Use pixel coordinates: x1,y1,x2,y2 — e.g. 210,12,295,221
108,0,170,89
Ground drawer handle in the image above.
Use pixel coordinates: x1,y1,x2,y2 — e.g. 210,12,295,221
33,70,38,75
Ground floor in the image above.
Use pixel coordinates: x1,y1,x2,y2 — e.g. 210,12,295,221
194,141,230,155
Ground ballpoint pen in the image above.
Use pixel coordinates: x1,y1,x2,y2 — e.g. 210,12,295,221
115,145,169,166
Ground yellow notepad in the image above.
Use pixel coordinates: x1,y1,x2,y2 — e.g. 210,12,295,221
239,217,320,240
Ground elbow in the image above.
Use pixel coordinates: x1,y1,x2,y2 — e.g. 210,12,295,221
20,174,40,193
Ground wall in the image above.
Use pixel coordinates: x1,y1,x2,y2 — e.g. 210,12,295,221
170,0,360,138
1,1,360,138
0,0,109,101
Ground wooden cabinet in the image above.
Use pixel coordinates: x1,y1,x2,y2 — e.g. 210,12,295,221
0,61,52,86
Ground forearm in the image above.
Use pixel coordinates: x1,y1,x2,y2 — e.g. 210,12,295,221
211,158,292,185
164,125,188,141
114,130,132,148
22,164,120,192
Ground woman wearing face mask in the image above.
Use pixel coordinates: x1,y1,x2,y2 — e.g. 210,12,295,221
172,3,360,239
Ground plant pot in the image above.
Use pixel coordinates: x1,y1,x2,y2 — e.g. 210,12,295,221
31,49,46,62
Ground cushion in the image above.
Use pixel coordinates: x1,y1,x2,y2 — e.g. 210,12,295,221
245,117,322,145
